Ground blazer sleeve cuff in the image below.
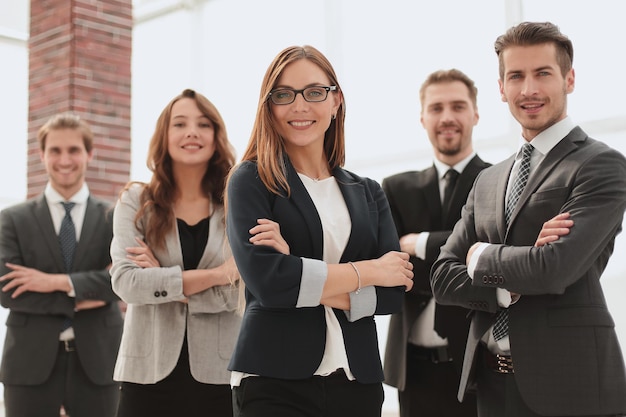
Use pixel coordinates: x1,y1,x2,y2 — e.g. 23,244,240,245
344,286,376,322
296,258,327,307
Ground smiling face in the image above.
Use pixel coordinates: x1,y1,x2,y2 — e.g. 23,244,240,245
498,43,575,140
421,80,478,164
167,97,216,169
270,59,340,153
40,128,93,200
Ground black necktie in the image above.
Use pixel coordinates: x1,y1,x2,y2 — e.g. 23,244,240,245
59,202,76,272
493,143,534,341
442,169,459,220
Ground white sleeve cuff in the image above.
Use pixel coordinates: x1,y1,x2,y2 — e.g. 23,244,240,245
296,258,327,307
67,274,76,298
467,242,490,280
344,286,376,322
496,288,512,308
415,232,429,260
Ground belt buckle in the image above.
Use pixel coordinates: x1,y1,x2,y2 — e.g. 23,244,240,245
62,340,75,352
431,346,452,364
495,354,514,374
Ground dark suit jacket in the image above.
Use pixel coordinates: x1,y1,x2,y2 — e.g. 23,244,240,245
0,194,123,386
431,127,626,416
226,158,405,384
383,155,490,391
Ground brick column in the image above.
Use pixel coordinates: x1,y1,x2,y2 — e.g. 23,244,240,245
28,0,132,202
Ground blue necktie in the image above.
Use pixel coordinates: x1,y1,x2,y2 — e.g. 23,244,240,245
59,202,77,272
493,143,534,341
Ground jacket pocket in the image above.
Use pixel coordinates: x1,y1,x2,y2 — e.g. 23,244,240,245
547,305,615,327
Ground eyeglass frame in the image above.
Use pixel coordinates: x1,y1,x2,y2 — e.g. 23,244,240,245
267,85,337,105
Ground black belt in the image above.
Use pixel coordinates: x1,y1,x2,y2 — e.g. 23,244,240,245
408,344,452,363
60,339,76,352
482,347,514,374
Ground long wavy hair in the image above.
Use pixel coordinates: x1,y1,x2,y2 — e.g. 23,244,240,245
234,45,346,197
130,89,236,249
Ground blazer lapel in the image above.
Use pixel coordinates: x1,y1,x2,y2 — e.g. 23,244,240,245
332,168,368,261
198,205,227,268
284,159,325,260
505,128,583,234
33,195,65,272
74,197,98,270
498,156,516,238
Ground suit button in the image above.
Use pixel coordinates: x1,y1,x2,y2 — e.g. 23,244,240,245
161,291,168,297
482,276,488,283
154,291,161,297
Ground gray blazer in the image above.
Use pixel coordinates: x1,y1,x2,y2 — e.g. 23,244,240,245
431,127,626,416
110,184,240,384
0,194,122,386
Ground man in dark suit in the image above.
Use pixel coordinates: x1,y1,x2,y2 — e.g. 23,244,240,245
431,22,626,417
383,69,490,417
0,113,123,417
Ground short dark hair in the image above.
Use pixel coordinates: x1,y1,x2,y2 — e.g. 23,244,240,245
494,21,574,79
419,68,478,110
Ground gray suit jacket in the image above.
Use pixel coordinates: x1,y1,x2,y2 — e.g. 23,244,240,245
0,194,123,386
431,127,626,416
110,184,240,384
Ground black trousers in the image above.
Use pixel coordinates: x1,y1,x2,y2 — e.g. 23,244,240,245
398,344,476,417
3,341,119,417
116,338,232,417
232,369,384,417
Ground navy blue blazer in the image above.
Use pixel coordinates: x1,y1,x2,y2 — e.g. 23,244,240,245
226,158,404,383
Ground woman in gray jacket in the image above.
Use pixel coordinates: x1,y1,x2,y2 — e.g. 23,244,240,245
110,89,240,417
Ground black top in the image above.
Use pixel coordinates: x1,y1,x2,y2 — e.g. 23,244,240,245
177,217,209,270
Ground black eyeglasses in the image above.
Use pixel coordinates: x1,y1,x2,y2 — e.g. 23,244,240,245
268,86,337,105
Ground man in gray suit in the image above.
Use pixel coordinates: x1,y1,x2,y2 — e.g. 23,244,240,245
0,113,123,417
431,22,626,416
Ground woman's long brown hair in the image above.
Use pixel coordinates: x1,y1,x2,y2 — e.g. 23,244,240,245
128,89,236,249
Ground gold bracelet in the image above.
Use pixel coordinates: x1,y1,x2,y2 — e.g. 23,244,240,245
348,261,361,294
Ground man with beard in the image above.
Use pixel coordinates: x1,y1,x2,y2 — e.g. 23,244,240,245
383,69,490,417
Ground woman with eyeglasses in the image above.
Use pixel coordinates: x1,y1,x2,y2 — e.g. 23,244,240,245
224,45,414,417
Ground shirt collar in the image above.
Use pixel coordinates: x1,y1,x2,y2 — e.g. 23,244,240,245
44,182,90,205
433,152,476,181
522,116,576,157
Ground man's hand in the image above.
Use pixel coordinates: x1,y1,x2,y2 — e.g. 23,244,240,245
75,300,107,311
0,263,71,298
535,212,573,247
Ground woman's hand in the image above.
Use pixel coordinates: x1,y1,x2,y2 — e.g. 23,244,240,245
364,251,414,292
249,219,290,255
126,237,161,268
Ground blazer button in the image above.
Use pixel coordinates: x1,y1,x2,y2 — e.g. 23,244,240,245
154,291,161,297
482,276,488,283
161,291,168,297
